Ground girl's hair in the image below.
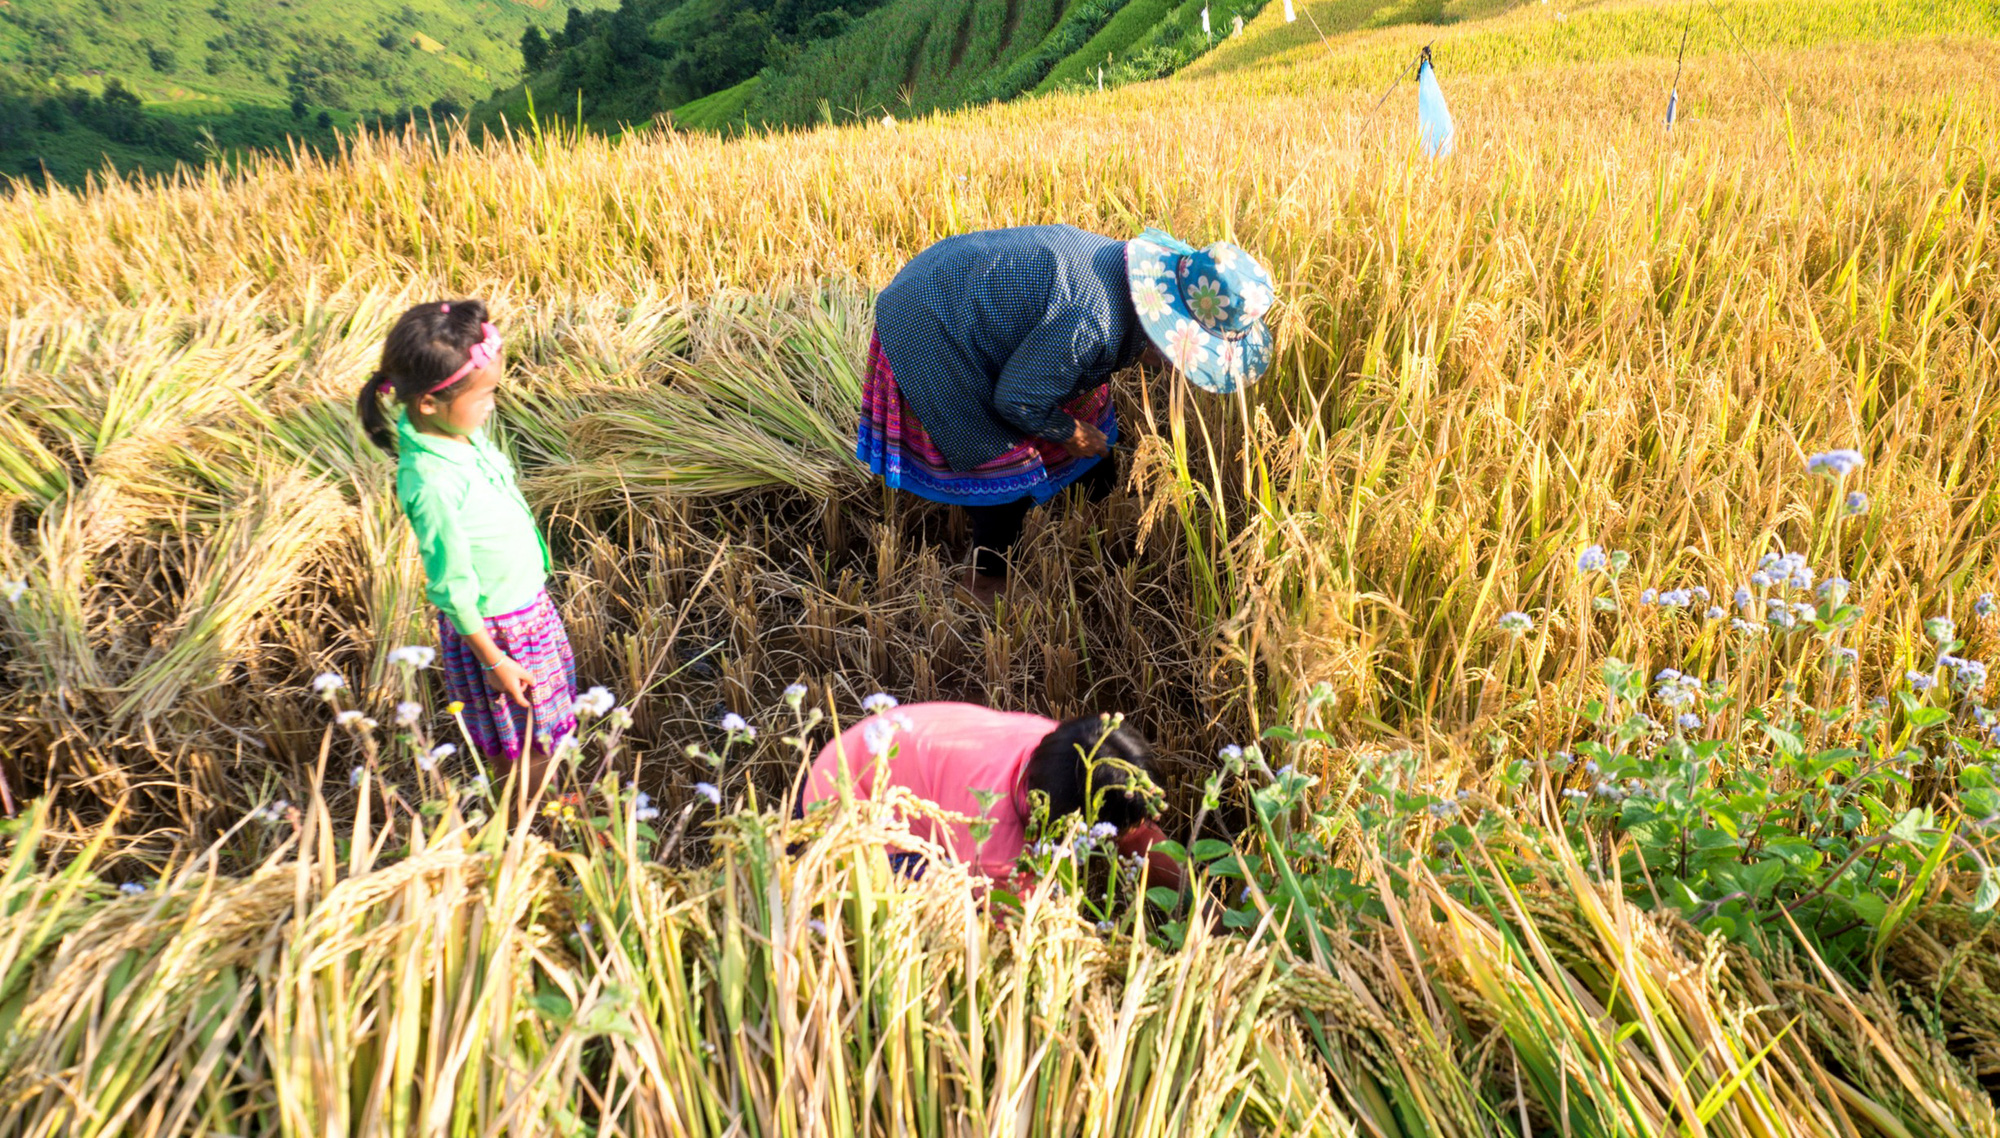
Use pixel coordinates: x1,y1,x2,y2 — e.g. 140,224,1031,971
1024,715,1157,829
355,299,494,453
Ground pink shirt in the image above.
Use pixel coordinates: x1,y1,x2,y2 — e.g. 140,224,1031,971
801,702,1052,880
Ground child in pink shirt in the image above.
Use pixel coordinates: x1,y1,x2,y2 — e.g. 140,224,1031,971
798,701,1182,892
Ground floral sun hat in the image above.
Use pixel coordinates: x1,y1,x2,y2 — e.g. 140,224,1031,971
1125,227,1276,394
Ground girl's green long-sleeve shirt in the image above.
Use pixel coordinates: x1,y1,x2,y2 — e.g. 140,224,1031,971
395,413,550,635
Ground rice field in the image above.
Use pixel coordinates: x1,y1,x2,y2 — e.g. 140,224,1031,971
2,0,2000,1132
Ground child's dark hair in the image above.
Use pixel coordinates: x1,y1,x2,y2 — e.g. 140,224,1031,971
355,299,493,453
1024,714,1157,829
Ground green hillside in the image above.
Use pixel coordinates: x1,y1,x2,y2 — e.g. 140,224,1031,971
465,0,901,136
0,0,609,186
1034,0,1178,93
0,0,599,111
484,0,1280,134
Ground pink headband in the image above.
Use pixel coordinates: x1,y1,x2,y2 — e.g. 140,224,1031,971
375,321,503,397
431,322,502,392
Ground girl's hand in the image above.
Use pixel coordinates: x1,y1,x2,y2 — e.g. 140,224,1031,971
485,656,535,709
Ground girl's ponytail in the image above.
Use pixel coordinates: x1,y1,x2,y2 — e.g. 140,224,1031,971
356,370,397,453
355,298,494,456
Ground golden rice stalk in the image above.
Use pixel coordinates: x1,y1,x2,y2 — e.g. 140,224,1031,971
114,468,350,722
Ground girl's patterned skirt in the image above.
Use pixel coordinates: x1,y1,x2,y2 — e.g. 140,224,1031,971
855,329,1117,507
437,588,578,764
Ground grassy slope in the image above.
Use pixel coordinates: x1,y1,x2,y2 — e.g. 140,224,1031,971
744,0,1075,124
0,0,603,112
669,75,764,132
0,0,614,186
1035,0,1176,92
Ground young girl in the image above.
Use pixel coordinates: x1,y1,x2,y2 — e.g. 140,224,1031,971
355,299,576,780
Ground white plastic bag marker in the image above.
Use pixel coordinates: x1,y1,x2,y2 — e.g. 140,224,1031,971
1284,0,1296,21
1416,52,1454,158
1201,6,1211,37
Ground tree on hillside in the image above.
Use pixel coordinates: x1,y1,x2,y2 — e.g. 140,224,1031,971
562,7,593,48
521,25,551,72
97,80,147,143
669,9,771,95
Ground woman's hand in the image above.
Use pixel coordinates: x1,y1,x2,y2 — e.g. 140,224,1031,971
1064,418,1110,458
484,656,536,709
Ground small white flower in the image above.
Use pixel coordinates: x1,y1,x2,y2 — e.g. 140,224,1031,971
120,881,146,895
808,918,829,937
1805,449,1864,477
1844,490,1869,515
1705,606,1726,620
336,709,365,726
395,700,422,726
575,686,616,717
1926,617,1957,644
719,712,755,740
607,706,634,730
1979,593,1997,618
1908,670,1936,692
312,672,346,697
694,781,722,806
1953,658,1988,693
0,579,25,605
862,692,899,714
1090,821,1119,840
862,716,901,757
1497,610,1533,634
1676,713,1702,730
388,645,436,670
635,790,660,822
1576,545,1607,573
1218,744,1244,763
1639,588,1658,606
552,732,583,758
783,683,809,709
